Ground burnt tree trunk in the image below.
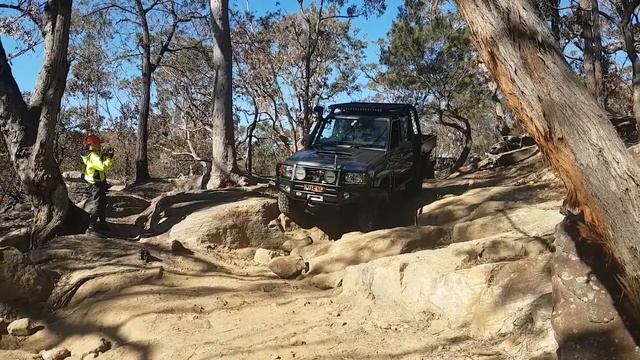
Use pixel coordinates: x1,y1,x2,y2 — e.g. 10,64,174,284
454,0,640,329
134,0,152,183
0,0,75,246
580,0,604,106
208,0,239,188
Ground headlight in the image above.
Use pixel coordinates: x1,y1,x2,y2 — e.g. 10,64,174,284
294,166,306,180
278,164,292,178
324,170,337,184
344,172,369,185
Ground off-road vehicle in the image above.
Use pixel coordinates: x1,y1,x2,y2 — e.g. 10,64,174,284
275,102,436,231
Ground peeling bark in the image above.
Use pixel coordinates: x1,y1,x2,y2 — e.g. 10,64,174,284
454,0,640,324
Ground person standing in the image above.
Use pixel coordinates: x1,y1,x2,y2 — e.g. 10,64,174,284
81,135,114,233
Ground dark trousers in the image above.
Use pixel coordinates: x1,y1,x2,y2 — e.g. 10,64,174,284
87,181,107,228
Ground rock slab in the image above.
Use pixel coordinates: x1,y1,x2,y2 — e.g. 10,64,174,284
268,256,308,279
7,318,31,336
169,198,280,249
254,249,282,265
40,348,71,360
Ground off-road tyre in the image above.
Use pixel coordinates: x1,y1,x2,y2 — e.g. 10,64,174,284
356,192,388,232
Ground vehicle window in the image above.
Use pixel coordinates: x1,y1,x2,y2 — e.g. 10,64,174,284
314,117,389,149
390,121,401,148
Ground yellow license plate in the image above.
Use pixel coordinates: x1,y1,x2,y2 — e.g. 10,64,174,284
304,184,324,193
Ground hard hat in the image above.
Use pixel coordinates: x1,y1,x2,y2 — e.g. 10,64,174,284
86,134,102,145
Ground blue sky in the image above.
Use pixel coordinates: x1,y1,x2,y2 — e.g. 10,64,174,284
5,0,403,96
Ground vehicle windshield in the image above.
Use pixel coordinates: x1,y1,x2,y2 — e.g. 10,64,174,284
313,116,389,149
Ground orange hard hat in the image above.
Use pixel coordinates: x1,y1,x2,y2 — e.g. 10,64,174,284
86,134,101,145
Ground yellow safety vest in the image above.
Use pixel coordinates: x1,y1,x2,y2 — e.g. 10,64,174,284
81,150,113,184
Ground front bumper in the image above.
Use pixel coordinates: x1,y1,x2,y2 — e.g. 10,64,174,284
276,177,376,207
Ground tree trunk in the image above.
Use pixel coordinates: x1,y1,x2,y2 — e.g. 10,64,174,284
0,0,74,246
454,0,640,329
452,118,472,173
295,125,308,152
134,0,152,183
440,113,472,173
246,123,256,176
621,18,640,127
208,0,239,189
580,0,604,106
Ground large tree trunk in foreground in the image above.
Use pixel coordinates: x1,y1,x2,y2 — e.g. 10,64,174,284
580,0,604,107
454,0,640,332
0,0,74,247
208,0,239,189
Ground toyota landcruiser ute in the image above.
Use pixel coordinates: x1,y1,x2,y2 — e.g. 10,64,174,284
275,102,436,232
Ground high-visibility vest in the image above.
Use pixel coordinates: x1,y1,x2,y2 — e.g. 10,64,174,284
81,150,113,184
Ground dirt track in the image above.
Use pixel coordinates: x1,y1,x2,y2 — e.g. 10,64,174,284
1,154,563,360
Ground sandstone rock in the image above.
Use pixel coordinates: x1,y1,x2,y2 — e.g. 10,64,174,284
168,197,280,249
84,337,112,358
278,213,299,232
40,347,71,360
340,238,557,358
7,318,31,336
307,271,343,289
290,242,331,261
268,256,308,279
306,226,447,275
281,236,313,252
233,247,257,260
451,201,562,242
0,350,40,360
254,249,283,265
494,145,539,167
417,185,563,244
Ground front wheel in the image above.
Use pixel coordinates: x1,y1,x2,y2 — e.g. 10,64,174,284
356,193,388,232
356,205,378,233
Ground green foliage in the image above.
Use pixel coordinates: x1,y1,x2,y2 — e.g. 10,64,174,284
375,1,497,157
378,3,490,116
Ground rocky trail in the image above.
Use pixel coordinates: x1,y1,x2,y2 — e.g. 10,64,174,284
0,151,573,360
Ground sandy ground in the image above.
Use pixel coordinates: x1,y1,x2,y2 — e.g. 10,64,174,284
1,154,561,360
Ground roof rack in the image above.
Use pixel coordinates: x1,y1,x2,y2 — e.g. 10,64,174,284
328,102,415,114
